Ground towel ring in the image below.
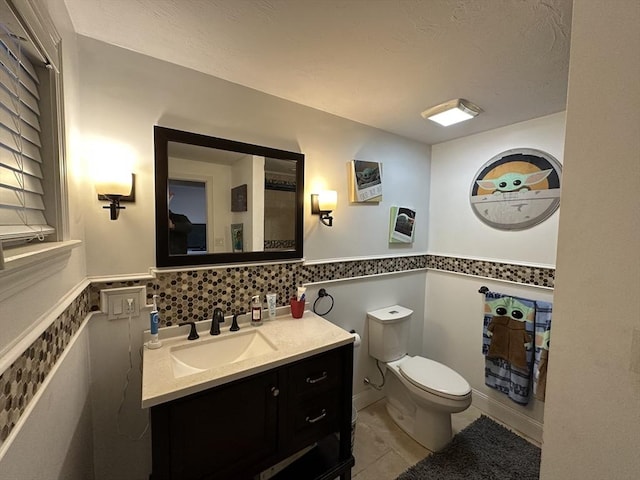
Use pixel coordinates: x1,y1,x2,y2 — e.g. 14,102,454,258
313,288,334,316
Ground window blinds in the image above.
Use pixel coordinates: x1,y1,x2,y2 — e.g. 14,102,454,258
0,25,54,241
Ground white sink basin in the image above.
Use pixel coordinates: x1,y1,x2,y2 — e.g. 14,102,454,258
170,328,277,378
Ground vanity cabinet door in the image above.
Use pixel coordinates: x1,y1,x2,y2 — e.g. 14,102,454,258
151,370,279,480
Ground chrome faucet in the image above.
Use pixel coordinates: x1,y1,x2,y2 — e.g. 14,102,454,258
210,308,224,335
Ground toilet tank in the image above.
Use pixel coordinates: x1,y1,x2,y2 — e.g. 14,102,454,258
367,305,413,362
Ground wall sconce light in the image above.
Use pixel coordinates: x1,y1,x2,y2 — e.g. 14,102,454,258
311,190,337,227
420,98,482,127
96,172,135,220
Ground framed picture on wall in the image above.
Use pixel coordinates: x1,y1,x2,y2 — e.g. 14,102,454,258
231,223,244,252
348,160,382,202
389,206,416,243
231,184,247,212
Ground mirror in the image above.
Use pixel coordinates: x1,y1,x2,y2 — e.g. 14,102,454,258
154,126,304,267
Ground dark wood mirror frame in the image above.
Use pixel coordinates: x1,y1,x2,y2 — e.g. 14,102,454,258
154,126,304,267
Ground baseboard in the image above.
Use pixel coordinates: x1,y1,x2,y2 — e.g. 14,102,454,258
353,386,384,411
471,388,543,445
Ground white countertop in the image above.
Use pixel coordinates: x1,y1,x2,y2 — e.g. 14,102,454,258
141,310,354,408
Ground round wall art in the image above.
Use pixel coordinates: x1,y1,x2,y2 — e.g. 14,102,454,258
469,148,562,230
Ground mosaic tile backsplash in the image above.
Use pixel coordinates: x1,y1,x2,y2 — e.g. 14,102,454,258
89,254,553,327
1,253,554,443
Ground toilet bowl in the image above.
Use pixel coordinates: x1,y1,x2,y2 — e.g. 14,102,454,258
384,355,471,451
367,305,471,452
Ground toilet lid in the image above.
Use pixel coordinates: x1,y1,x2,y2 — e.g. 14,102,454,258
399,357,471,397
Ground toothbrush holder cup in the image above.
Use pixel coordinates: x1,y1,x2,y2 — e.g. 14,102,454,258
290,298,305,318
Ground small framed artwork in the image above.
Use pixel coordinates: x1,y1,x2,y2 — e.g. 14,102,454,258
231,223,244,252
389,206,416,243
349,160,382,202
231,184,247,212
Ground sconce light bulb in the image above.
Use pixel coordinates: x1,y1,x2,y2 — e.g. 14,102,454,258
318,190,337,211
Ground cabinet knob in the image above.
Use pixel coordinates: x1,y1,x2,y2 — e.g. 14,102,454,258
271,386,280,397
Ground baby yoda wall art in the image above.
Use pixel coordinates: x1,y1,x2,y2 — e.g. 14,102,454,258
469,148,562,230
349,160,382,202
389,206,416,243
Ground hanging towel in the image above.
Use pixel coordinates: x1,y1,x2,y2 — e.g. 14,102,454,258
533,301,552,401
482,292,553,405
482,292,535,405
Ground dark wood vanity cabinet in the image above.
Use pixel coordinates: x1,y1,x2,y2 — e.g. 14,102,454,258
150,344,354,480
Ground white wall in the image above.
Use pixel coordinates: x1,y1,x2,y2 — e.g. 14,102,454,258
429,112,565,266
540,1,640,478
88,310,151,480
76,36,431,276
424,113,565,440
0,327,94,480
425,272,552,440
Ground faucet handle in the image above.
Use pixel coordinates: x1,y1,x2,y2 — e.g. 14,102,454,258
230,313,242,332
210,307,225,335
178,322,199,340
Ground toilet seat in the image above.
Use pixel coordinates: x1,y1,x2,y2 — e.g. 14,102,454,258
398,356,471,401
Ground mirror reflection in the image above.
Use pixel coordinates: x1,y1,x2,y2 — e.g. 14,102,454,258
154,126,304,267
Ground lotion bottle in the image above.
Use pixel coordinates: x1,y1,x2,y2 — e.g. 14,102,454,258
148,295,162,349
251,295,263,326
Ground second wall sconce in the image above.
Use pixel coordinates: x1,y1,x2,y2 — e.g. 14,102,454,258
96,172,135,220
311,190,337,227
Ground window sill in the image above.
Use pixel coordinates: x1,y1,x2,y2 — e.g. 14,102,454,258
0,240,82,301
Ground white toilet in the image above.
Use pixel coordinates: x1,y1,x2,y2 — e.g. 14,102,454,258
367,305,471,452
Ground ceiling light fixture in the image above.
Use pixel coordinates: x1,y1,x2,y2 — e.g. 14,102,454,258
421,99,482,127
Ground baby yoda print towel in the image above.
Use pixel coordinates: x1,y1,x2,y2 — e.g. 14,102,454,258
482,292,536,405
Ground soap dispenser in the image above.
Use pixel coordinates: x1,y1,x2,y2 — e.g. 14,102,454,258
251,295,262,327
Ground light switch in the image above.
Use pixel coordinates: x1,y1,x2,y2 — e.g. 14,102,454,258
113,298,123,316
100,286,146,320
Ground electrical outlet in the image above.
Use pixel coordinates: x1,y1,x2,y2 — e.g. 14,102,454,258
100,286,146,320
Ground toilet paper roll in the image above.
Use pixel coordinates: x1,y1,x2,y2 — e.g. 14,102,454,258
350,331,361,349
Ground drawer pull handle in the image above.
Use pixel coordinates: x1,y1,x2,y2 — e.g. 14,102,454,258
271,386,280,397
305,409,327,424
306,372,328,384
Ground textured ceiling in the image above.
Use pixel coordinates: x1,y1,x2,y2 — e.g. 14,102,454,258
63,0,572,145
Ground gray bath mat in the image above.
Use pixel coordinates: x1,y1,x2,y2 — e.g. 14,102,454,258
396,415,540,480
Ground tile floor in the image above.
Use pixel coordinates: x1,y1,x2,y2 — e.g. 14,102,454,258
350,399,485,480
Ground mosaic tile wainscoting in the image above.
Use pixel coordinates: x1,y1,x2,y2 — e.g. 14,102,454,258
0,254,554,445
0,287,91,442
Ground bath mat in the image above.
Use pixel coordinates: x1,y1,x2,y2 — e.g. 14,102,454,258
396,415,540,480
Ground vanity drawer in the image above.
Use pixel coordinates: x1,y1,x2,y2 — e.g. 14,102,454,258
290,391,341,446
288,349,342,396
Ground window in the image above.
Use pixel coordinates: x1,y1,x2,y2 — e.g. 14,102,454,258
0,0,64,268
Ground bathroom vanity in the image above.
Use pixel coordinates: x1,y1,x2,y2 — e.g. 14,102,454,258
142,312,354,480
